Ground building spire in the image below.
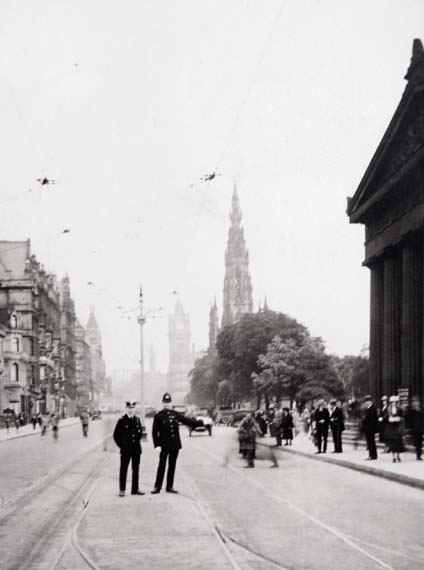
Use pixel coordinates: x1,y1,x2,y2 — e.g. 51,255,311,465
405,38,424,84
222,184,253,327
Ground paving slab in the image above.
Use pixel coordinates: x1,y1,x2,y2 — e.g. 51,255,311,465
73,447,237,570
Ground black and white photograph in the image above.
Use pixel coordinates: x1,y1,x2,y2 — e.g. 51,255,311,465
1,1,424,569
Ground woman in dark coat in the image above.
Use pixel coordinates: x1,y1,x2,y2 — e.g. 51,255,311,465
238,413,261,467
281,408,294,445
384,396,404,463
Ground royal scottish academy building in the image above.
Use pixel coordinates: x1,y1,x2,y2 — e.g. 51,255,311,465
348,39,424,404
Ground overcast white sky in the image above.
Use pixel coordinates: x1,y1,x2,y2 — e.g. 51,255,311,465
0,0,423,374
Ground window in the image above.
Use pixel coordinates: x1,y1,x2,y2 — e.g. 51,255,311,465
10,315,17,329
12,338,20,352
29,338,35,356
31,365,36,384
11,363,19,382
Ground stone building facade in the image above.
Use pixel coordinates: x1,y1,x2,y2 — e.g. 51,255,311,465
222,184,253,327
0,241,62,417
75,320,92,410
348,39,424,403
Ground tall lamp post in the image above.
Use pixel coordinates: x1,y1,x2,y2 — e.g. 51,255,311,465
138,285,147,438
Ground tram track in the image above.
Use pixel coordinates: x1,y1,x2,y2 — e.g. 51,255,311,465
190,443,404,570
0,437,113,570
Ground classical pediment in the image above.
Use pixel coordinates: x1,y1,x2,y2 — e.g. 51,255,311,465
348,40,424,223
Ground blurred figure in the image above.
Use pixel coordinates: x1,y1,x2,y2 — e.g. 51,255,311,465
270,408,283,447
281,408,294,445
314,400,330,454
238,413,261,468
40,413,48,436
255,410,267,437
385,396,404,463
378,396,389,453
405,398,424,461
50,412,59,441
5,416,10,433
300,407,311,435
362,395,379,460
329,399,345,453
80,410,90,438
31,414,37,430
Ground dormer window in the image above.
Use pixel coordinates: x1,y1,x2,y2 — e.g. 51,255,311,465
10,314,18,329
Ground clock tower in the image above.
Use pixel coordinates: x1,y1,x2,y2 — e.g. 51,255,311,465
167,295,193,402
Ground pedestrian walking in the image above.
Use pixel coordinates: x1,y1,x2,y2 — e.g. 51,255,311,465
329,399,345,453
5,416,10,433
80,410,90,438
50,412,59,441
384,396,404,463
238,413,262,468
113,401,144,497
40,413,48,436
362,395,379,460
405,398,424,461
270,408,283,446
151,392,203,494
281,408,294,445
314,400,330,454
378,396,389,453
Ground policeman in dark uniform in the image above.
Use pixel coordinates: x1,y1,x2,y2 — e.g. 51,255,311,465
151,392,203,494
113,401,145,497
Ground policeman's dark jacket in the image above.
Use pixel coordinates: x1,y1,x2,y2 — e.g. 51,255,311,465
152,409,202,450
113,414,143,453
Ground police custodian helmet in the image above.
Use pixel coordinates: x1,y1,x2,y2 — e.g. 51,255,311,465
162,392,172,403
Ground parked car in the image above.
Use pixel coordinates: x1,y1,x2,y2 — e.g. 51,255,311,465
188,409,213,436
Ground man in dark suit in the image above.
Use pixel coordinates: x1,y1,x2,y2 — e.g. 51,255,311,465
151,393,203,494
329,399,345,453
113,401,144,497
314,400,330,453
362,395,379,460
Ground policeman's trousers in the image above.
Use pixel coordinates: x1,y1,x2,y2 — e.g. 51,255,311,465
155,448,179,490
120,451,141,493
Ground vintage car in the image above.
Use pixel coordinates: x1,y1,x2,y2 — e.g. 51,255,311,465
188,409,213,436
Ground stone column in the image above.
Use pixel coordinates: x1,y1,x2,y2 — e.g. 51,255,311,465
369,262,384,400
401,240,422,396
383,252,402,397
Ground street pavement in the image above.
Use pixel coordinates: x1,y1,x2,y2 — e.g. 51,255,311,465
1,421,424,570
258,431,424,489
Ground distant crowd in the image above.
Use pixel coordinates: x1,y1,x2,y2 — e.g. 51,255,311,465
229,395,424,467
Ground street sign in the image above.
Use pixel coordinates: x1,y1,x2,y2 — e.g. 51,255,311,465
397,387,409,405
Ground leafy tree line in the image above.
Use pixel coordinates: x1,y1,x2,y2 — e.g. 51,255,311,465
188,310,369,409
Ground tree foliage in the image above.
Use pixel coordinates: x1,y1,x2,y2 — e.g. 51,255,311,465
331,349,369,399
188,352,220,408
216,311,308,404
254,334,345,405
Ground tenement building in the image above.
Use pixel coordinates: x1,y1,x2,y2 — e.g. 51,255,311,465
348,39,424,403
222,184,253,327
